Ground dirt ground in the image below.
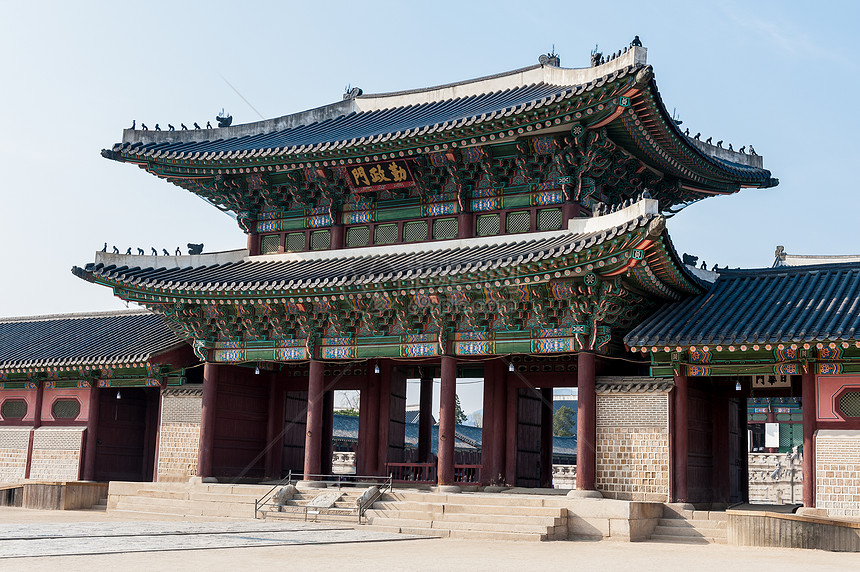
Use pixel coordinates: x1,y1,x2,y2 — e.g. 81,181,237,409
0,507,856,572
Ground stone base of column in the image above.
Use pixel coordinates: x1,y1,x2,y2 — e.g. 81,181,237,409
432,485,462,494
566,489,603,499
298,480,327,488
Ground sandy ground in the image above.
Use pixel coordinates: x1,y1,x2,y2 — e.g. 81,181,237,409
0,507,856,572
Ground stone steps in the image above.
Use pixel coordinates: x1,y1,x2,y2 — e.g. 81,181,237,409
362,492,567,541
648,505,728,544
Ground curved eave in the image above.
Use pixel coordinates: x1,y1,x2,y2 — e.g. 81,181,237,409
607,78,776,195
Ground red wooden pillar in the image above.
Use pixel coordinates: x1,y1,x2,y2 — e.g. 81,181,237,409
480,363,496,485
303,360,324,479
82,385,100,480
576,351,596,490
246,232,260,256
418,367,434,463
331,224,345,250
437,356,457,485
457,212,473,239
24,382,44,480
673,373,689,502
197,363,219,478
802,370,817,507
540,387,554,488
376,361,391,476
491,360,508,485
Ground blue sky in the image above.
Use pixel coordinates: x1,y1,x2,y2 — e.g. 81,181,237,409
2,1,857,413
2,1,858,318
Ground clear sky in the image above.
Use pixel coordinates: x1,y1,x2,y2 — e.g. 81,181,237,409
1,1,858,411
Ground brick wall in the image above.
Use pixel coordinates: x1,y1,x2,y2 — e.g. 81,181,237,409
815,430,860,517
157,389,202,482
595,390,670,502
0,428,31,483
29,427,85,481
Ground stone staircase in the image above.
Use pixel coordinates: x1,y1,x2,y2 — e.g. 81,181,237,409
259,487,368,524
649,504,727,544
363,490,568,541
107,481,273,520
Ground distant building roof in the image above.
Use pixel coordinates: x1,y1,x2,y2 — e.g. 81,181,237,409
625,263,860,349
0,310,186,371
773,245,860,268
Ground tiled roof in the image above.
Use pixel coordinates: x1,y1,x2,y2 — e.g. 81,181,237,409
624,263,860,348
0,310,186,371
75,211,665,296
104,49,771,189
595,376,673,393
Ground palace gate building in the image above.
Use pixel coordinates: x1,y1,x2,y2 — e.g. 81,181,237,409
46,39,841,506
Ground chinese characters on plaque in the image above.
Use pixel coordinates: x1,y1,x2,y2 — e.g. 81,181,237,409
346,160,415,192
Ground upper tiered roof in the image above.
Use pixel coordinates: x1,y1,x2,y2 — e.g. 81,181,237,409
103,44,775,209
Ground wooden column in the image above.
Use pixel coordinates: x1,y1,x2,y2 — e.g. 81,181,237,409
802,370,817,507
25,382,45,480
82,386,101,480
540,387,554,488
673,373,689,502
437,356,457,485
457,212,473,239
576,351,596,490
491,361,508,485
331,224,345,250
418,367,434,463
480,362,496,485
197,363,219,478
303,360,324,479
246,232,260,256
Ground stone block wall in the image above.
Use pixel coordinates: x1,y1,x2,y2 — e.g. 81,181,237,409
29,427,85,481
816,430,860,517
595,387,670,502
156,387,202,482
748,452,803,505
0,428,31,483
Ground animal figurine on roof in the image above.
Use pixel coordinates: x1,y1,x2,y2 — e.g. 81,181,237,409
137,248,144,255
101,242,107,252
216,109,232,127
705,136,712,144
151,247,158,256
682,253,698,266
181,123,188,130
175,247,182,256
168,124,175,131
206,121,212,129
187,243,204,255
630,35,642,47
112,245,119,254
141,123,148,131
125,247,132,255
162,248,170,256
155,124,161,131
130,120,135,130
194,122,201,129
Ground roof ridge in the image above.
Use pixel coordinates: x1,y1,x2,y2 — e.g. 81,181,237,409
0,308,153,324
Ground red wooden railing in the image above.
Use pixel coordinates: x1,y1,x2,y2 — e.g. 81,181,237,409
386,462,482,484
386,462,437,484
454,464,482,484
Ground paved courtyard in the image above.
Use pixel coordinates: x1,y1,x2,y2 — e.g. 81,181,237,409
0,507,856,571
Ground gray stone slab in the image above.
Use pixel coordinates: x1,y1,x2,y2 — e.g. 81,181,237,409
0,521,422,558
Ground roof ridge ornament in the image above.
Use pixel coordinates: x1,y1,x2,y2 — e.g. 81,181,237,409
343,85,363,100
538,50,560,68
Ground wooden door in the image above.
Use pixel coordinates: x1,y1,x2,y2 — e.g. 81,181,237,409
687,386,714,503
94,388,150,481
387,368,407,464
728,396,748,503
212,369,268,478
515,388,542,487
282,391,308,475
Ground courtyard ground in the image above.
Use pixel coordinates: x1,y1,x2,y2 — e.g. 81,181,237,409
0,506,855,572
